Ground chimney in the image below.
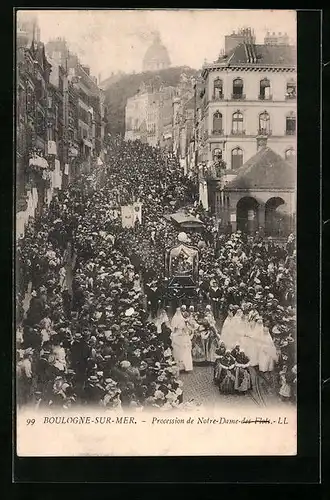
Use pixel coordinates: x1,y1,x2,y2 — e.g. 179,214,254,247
257,137,267,151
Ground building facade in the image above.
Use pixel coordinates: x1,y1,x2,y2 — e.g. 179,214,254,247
124,83,176,148
46,38,106,173
208,146,296,237
16,19,105,237
196,28,296,185
16,19,52,224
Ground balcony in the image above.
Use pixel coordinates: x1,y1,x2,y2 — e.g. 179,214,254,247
258,94,273,100
285,129,296,136
257,128,272,137
231,129,246,136
212,94,224,101
231,93,246,100
285,93,296,100
211,129,224,136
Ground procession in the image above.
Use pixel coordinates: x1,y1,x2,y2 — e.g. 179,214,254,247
16,134,297,411
16,11,297,413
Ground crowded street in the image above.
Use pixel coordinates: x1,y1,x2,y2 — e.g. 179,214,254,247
16,135,297,411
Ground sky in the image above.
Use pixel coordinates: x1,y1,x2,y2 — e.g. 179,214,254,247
17,9,296,82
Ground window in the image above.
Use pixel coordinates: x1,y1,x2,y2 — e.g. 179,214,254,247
213,148,222,161
286,112,296,135
285,148,295,160
213,78,223,99
231,147,243,170
212,111,223,134
259,78,271,100
286,80,296,99
232,111,244,134
232,78,244,99
258,111,271,135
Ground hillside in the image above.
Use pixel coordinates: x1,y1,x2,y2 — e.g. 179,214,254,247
103,66,198,136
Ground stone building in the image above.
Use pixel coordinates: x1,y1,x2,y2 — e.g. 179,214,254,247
124,83,176,148
194,27,296,233
196,27,296,182
16,15,52,223
142,32,171,72
46,38,106,171
207,146,296,237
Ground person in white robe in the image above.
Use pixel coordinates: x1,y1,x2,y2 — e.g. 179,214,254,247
220,306,235,350
186,306,199,339
170,307,193,372
223,308,245,350
258,322,278,373
241,316,263,367
155,308,170,334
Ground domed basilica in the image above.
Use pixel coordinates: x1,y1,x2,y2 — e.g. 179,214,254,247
142,32,171,72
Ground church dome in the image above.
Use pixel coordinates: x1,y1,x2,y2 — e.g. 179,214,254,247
143,33,171,72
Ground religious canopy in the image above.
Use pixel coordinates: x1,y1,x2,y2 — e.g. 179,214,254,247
165,211,205,229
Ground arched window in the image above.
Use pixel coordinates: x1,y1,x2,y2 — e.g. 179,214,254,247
286,112,296,135
212,111,223,134
213,78,223,100
286,79,296,99
231,147,243,170
213,148,222,161
285,148,296,160
258,111,271,135
232,78,244,99
259,78,271,100
232,111,244,134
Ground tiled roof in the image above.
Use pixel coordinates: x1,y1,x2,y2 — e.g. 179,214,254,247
225,147,296,190
218,43,296,66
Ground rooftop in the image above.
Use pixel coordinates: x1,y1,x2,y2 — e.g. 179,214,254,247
208,42,296,69
225,147,296,190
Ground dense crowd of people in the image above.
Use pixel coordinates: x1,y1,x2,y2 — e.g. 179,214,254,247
16,135,297,410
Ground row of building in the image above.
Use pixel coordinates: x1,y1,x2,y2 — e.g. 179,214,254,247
124,28,297,237
16,14,106,235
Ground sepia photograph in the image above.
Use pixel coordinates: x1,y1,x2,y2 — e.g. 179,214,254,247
15,8,297,456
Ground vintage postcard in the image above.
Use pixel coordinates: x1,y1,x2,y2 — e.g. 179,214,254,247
15,8,297,456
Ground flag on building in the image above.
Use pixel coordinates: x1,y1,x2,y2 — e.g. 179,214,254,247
121,205,135,228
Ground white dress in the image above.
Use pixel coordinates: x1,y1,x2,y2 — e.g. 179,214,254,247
242,321,263,367
224,311,245,350
220,312,235,349
258,327,278,372
155,310,170,333
171,310,193,372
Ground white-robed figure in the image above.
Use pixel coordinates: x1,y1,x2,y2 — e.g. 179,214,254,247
258,322,278,372
155,308,170,334
186,306,200,338
223,308,245,350
170,305,193,372
241,316,263,367
220,305,236,349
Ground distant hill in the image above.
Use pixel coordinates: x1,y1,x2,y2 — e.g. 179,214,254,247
103,66,199,136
